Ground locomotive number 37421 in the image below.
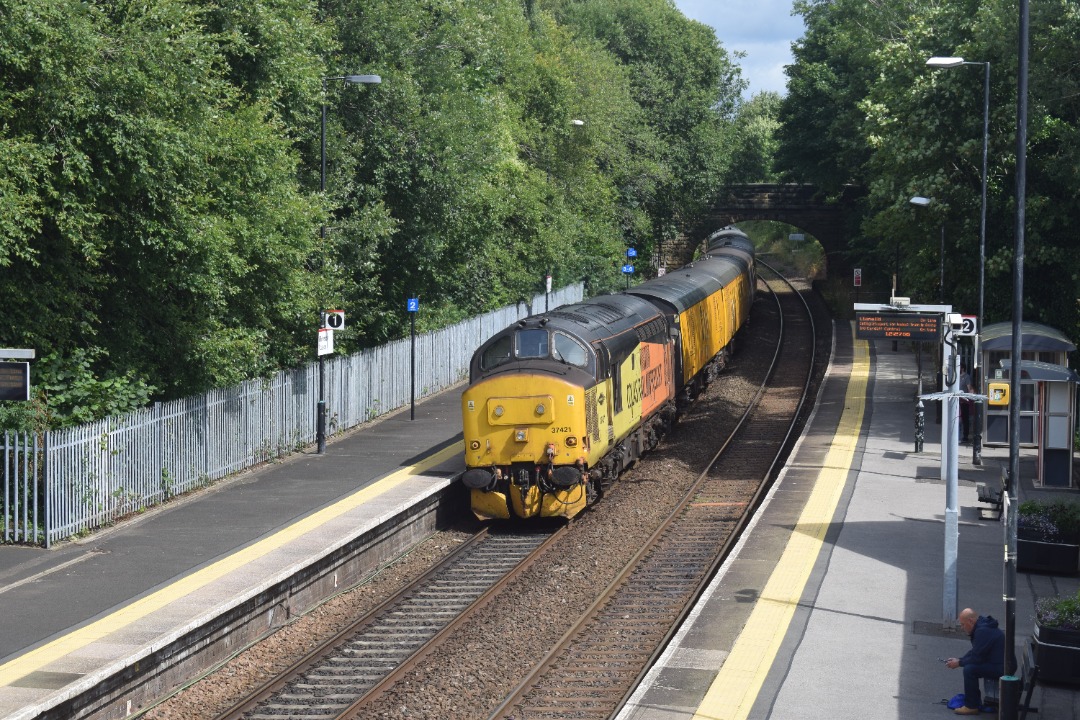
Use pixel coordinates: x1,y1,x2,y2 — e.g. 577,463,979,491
551,426,571,433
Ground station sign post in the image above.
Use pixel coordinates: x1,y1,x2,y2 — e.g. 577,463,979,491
315,312,344,454
408,298,419,420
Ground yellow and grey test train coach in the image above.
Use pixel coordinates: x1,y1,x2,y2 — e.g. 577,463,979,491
461,228,756,520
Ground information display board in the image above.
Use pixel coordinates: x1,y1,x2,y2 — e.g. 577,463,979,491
0,361,30,401
855,312,941,341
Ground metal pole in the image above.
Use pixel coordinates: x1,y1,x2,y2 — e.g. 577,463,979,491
943,329,959,626
410,310,416,421
317,354,326,453
915,345,925,452
1001,2,1028,715
316,83,328,455
974,61,990,466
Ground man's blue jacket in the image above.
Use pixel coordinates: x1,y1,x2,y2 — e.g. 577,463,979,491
960,615,1005,669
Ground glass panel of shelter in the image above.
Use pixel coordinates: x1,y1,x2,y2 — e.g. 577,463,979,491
980,349,1067,449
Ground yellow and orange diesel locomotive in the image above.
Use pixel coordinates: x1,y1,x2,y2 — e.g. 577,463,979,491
460,227,756,520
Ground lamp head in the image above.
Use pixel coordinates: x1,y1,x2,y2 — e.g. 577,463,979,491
910,196,931,207
926,56,965,68
344,74,382,84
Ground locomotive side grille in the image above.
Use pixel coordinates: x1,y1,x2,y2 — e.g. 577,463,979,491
585,388,599,441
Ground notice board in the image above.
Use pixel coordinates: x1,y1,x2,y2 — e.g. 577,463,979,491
855,312,941,341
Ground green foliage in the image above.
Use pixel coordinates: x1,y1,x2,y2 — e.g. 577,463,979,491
0,349,157,431
738,220,825,280
778,0,1080,354
0,0,744,428
729,92,783,183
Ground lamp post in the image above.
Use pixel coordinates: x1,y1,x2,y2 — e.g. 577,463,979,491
927,56,990,466
316,73,381,454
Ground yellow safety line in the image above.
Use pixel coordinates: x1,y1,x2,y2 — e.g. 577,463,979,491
693,328,869,720
0,442,462,686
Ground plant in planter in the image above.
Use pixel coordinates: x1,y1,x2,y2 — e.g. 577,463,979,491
1017,500,1080,575
1034,588,1080,685
1018,500,1080,542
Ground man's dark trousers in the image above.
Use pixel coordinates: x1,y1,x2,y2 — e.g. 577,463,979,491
963,661,1001,707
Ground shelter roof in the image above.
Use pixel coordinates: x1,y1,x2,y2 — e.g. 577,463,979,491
996,360,1080,383
980,321,1076,353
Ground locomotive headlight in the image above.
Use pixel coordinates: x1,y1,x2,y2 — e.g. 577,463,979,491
494,405,505,417
565,436,577,447
470,440,481,450
515,429,528,442
535,403,546,415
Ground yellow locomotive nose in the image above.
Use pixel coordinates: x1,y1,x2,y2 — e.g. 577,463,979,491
487,395,555,426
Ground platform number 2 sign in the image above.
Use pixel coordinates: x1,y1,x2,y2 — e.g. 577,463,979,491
958,315,977,336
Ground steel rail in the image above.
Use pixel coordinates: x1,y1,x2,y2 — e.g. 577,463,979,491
486,264,817,720
212,525,564,720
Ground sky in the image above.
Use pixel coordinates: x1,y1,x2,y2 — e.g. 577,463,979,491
673,0,805,99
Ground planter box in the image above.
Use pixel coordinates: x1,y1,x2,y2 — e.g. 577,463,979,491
1034,623,1080,685
1017,538,1080,575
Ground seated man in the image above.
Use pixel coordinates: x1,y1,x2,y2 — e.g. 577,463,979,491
945,607,1007,715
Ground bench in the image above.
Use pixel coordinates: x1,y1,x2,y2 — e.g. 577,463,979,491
976,466,1007,520
1019,639,1040,719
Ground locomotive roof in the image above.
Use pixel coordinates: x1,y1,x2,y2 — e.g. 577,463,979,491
705,228,755,254
540,293,664,344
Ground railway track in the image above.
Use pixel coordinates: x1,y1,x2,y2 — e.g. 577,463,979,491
486,262,816,720
202,264,822,720
213,527,564,720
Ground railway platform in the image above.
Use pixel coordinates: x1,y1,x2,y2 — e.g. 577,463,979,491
618,324,1080,719
0,319,1078,720
0,388,469,720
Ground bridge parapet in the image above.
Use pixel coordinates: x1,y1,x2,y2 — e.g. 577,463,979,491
663,183,862,273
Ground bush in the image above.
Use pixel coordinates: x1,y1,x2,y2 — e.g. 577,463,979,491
1037,588,1080,631
1018,500,1080,544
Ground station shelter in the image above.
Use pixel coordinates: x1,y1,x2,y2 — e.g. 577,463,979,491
980,321,1079,487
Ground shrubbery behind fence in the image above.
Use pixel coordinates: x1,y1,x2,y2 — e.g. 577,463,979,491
4,284,583,546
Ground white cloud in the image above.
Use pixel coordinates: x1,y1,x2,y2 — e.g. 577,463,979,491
673,0,804,98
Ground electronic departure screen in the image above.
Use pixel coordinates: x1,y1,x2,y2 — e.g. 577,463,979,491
0,362,30,402
855,312,941,341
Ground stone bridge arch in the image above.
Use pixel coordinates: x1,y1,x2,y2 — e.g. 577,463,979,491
665,184,863,276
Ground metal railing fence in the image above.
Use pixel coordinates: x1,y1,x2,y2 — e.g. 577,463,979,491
3,284,583,546
3,431,39,544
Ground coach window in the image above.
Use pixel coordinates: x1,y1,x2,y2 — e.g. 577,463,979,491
480,335,513,370
516,329,548,358
552,332,588,367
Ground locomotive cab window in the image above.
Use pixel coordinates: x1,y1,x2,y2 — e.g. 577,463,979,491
516,329,548,358
552,332,588,367
480,335,513,370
